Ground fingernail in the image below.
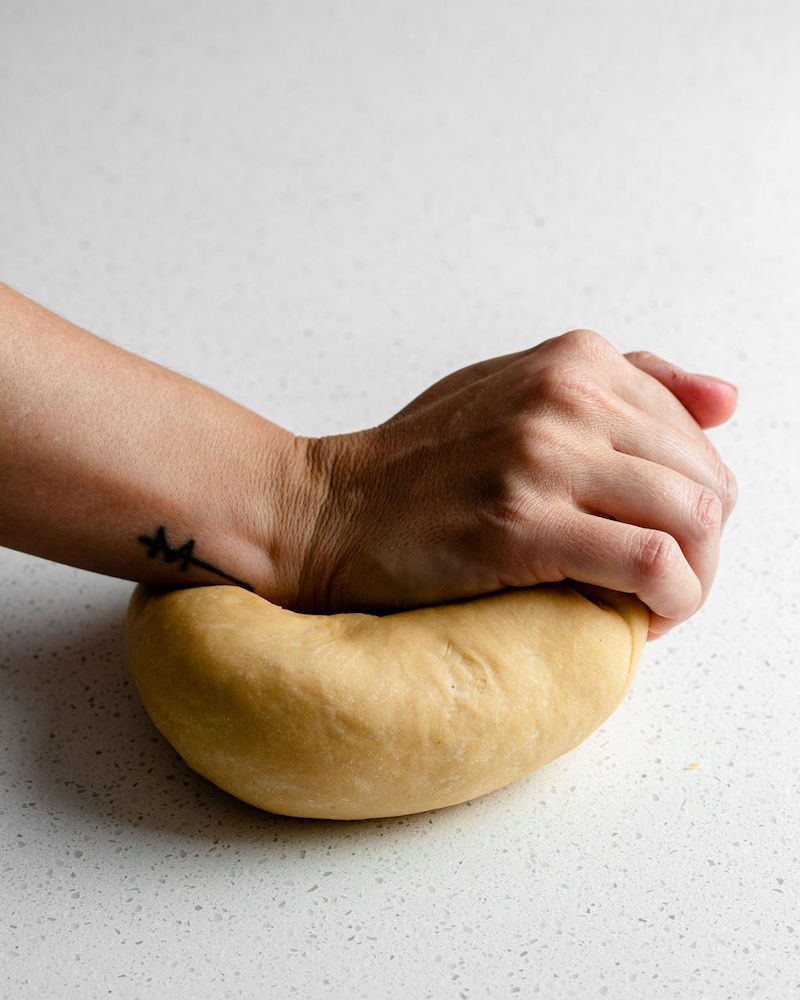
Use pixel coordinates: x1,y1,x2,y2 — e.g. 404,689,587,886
696,373,738,392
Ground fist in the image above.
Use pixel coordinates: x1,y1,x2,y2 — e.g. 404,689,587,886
296,329,738,642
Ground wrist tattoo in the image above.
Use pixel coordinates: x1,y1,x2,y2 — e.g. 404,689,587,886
137,525,255,591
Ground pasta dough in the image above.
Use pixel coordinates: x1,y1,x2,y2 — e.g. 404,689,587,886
124,580,648,820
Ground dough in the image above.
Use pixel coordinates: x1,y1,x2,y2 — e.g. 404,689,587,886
124,580,648,820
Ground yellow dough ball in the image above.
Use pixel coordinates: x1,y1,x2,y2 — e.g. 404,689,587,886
124,580,648,820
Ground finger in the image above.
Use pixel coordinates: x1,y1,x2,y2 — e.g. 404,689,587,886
600,397,738,530
656,370,739,430
546,505,703,637
573,450,722,618
624,351,738,430
609,353,713,442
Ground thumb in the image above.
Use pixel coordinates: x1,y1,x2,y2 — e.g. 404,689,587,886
624,351,738,430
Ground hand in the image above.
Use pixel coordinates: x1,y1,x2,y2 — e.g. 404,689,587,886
296,329,738,642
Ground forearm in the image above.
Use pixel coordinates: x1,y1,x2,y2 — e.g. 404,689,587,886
0,282,319,605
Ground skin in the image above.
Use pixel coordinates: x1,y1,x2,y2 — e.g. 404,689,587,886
0,282,312,608
0,282,737,642
298,332,738,642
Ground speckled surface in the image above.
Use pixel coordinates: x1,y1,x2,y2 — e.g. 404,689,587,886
1,1,797,997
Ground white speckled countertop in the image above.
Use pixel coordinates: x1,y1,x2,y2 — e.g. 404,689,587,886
1,2,798,997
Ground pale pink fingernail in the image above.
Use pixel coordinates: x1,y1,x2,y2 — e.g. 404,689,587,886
695,373,738,391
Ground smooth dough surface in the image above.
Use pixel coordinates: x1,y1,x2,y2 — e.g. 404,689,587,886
124,581,648,820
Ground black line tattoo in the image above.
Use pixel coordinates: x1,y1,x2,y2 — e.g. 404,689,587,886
137,525,256,591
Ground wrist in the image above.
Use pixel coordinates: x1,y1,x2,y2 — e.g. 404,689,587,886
288,428,380,613
273,431,339,611
227,421,316,608
231,416,364,611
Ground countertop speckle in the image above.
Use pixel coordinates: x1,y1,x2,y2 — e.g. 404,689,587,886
1,1,798,997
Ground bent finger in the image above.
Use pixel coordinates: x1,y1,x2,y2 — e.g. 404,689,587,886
572,451,722,614
545,508,702,637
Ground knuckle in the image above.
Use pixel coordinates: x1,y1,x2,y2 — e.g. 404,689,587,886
691,486,724,533
632,529,681,581
535,328,617,371
530,363,573,404
477,468,562,540
560,328,606,352
533,364,603,412
504,417,573,498
478,472,529,530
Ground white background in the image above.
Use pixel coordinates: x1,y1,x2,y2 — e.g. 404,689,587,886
1,1,798,997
